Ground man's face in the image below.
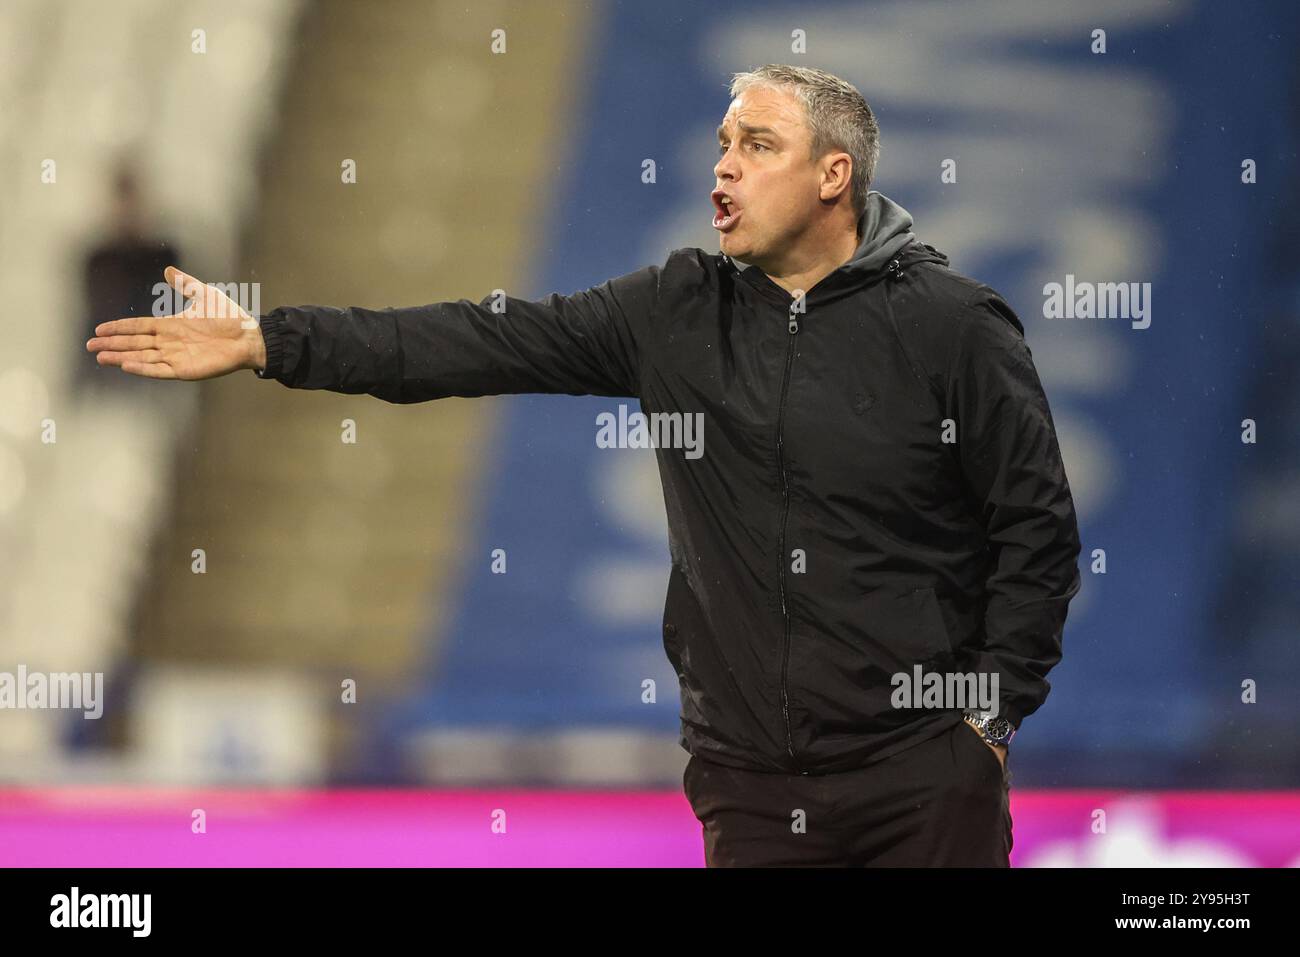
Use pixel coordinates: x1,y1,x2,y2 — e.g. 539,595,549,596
712,85,824,265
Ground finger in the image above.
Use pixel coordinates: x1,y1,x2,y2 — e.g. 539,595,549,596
86,334,156,354
120,360,176,379
165,265,207,302
93,317,159,337
97,349,163,366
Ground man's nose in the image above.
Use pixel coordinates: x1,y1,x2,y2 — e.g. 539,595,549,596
714,147,738,182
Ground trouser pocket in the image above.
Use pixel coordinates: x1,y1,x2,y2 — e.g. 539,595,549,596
952,718,1009,789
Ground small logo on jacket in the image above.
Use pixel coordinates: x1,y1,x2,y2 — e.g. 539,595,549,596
596,404,704,460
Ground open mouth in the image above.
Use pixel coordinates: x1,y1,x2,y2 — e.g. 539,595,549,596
711,189,741,232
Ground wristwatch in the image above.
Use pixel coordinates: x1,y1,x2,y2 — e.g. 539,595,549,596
963,709,1015,747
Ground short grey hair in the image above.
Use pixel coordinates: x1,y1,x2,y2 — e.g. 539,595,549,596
729,64,880,221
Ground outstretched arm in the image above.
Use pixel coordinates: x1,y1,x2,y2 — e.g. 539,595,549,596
88,264,661,401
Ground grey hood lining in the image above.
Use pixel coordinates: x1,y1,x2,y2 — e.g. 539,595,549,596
847,189,917,275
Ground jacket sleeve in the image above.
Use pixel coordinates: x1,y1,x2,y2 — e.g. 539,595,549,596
946,288,1082,730
252,264,661,402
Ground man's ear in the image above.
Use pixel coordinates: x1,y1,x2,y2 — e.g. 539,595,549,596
819,151,853,203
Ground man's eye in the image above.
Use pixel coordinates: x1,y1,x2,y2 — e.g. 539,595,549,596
750,142,767,152
718,143,729,156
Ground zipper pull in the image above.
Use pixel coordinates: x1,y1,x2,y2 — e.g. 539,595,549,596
788,316,799,334
887,257,904,280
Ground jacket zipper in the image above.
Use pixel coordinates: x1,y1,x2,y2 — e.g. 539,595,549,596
774,263,902,773
776,300,803,773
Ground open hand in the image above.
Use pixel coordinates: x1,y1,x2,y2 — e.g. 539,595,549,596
86,266,266,380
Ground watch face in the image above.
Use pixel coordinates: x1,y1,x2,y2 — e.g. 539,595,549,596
986,717,1012,742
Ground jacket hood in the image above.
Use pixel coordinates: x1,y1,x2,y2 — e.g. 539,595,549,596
848,190,922,274
726,190,950,305
817,190,950,300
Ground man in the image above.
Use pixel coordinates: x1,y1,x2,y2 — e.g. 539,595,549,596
87,64,1081,867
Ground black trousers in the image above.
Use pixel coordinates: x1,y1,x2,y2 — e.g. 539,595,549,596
683,718,1013,867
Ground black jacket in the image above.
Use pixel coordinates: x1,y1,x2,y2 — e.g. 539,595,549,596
255,191,1082,775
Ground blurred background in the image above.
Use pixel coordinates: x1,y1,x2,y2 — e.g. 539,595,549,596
1,0,1298,866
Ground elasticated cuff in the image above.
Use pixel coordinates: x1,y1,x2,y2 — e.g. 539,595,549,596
253,309,286,380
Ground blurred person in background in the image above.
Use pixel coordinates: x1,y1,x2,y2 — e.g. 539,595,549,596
79,161,178,400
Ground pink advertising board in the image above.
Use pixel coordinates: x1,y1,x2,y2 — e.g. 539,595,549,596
2,789,1297,867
